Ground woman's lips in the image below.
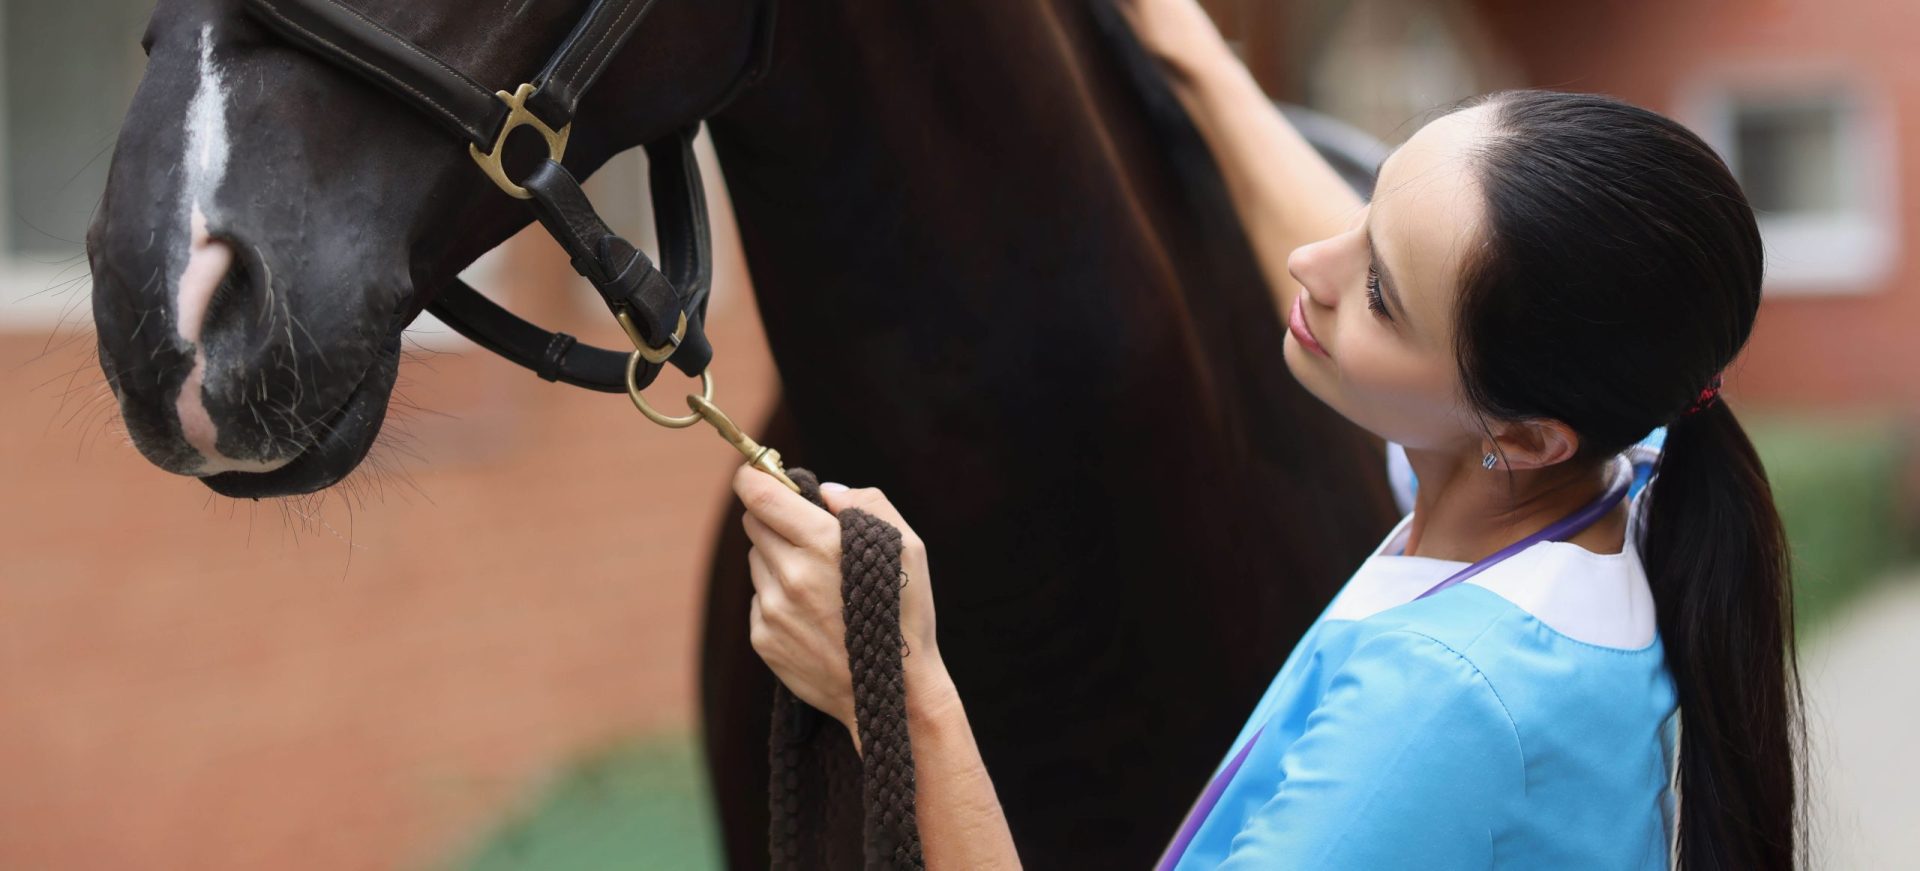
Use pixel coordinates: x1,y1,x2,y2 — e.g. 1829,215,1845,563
1288,294,1330,357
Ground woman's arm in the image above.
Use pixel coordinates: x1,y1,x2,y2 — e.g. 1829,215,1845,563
1119,0,1365,315
898,656,1021,870
734,468,1022,870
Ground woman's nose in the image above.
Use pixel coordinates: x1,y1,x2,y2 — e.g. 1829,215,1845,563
1287,238,1343,309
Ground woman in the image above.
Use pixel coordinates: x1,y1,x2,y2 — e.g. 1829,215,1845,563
731,0,1804,866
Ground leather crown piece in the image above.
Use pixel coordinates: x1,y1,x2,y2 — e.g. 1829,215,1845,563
243,0,717,392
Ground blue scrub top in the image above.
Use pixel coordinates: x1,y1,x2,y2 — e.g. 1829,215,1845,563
1166,448,1679,869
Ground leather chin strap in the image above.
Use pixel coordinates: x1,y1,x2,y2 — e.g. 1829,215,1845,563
243,0,732,392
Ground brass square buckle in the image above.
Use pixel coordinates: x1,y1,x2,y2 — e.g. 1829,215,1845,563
468,83,571,199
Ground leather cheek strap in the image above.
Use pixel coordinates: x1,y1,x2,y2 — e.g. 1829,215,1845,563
520,158,714,379
526,0,664,129
646,128,715,321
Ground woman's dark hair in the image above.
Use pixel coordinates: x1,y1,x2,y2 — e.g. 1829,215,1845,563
1448,89,1803,869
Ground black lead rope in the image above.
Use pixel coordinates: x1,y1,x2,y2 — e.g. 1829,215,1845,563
773,469,926,871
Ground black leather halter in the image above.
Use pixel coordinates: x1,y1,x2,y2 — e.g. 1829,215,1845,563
242,0,776,393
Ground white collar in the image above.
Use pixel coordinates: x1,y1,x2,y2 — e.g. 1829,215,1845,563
1323,455,1658,651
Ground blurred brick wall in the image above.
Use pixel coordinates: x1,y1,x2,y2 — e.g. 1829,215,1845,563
1472,0,1920,417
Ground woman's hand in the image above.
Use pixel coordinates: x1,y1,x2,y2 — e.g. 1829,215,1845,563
733,465,941,739
737,467,1019,868
1115,0,1237,84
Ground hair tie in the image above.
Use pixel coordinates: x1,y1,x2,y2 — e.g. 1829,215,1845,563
1684,374,1724,416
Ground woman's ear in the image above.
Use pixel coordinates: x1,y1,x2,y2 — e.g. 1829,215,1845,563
1485,418,1582,471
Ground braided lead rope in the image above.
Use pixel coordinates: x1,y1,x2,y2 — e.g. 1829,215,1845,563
769,469,926,871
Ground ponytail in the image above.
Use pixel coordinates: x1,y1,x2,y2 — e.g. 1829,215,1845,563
1448,89,1803,866
1641,401,1805,870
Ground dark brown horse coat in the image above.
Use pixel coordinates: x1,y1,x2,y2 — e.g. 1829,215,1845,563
698,2,1396,866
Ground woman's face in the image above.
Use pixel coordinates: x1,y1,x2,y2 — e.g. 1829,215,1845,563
1283,105,1497,454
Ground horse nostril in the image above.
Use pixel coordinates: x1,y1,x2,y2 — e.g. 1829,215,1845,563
200,245,254,342
174,213,238,346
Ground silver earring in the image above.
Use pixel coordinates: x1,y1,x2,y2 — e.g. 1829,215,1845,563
1482,452,1498,470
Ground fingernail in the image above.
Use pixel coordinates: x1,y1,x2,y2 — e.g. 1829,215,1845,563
820,481,850,493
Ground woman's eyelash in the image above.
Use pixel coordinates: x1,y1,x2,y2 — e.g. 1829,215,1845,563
1365,266,1393,321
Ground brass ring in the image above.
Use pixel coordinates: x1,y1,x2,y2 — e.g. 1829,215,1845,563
626,352,711,428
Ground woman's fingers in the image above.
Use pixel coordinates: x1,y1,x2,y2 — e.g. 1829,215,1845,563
741,477,921,738
748,592,778,662
742,516,798,590
818,484,940,665
746,545,778,597
733,464,837,545
741,512,786,555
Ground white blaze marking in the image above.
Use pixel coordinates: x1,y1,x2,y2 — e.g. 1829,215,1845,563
184,25,230,209
173,25,287,475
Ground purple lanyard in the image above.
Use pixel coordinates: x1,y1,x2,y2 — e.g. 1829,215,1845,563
1411,469,1632,601
1154,471,1632,870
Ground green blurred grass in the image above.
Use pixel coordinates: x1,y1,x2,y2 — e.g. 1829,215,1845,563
447,734,722,871
450,414,1911,870
1749,414,1914,635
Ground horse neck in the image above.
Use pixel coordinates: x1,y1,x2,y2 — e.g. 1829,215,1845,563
702,0,1387,530
705,1,1251,401
708,1,1200,285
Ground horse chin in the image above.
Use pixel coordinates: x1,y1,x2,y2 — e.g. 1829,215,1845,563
201,332,403,499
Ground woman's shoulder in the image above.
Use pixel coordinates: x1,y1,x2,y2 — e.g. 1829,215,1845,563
1347,566,1670,710
1349,593,1675,740
1314,625,1526,758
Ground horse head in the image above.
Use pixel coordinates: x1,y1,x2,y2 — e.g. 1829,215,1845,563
86,0,763,497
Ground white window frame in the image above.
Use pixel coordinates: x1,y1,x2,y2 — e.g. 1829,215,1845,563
0,3,135,330
1678,67,1899,295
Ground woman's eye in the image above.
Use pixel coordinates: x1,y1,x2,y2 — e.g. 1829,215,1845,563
1365,267,1393,321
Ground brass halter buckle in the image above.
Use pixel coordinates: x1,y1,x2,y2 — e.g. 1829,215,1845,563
615,307,687,365
469,83,571,200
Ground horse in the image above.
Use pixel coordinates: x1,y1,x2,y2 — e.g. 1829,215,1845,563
85,0,1398,866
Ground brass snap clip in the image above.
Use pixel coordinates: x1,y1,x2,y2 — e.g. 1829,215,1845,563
625,354,801,493
469,83,571,200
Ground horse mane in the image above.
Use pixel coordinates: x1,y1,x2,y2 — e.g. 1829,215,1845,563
1077,0,1369,468
1081,0,1249,248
